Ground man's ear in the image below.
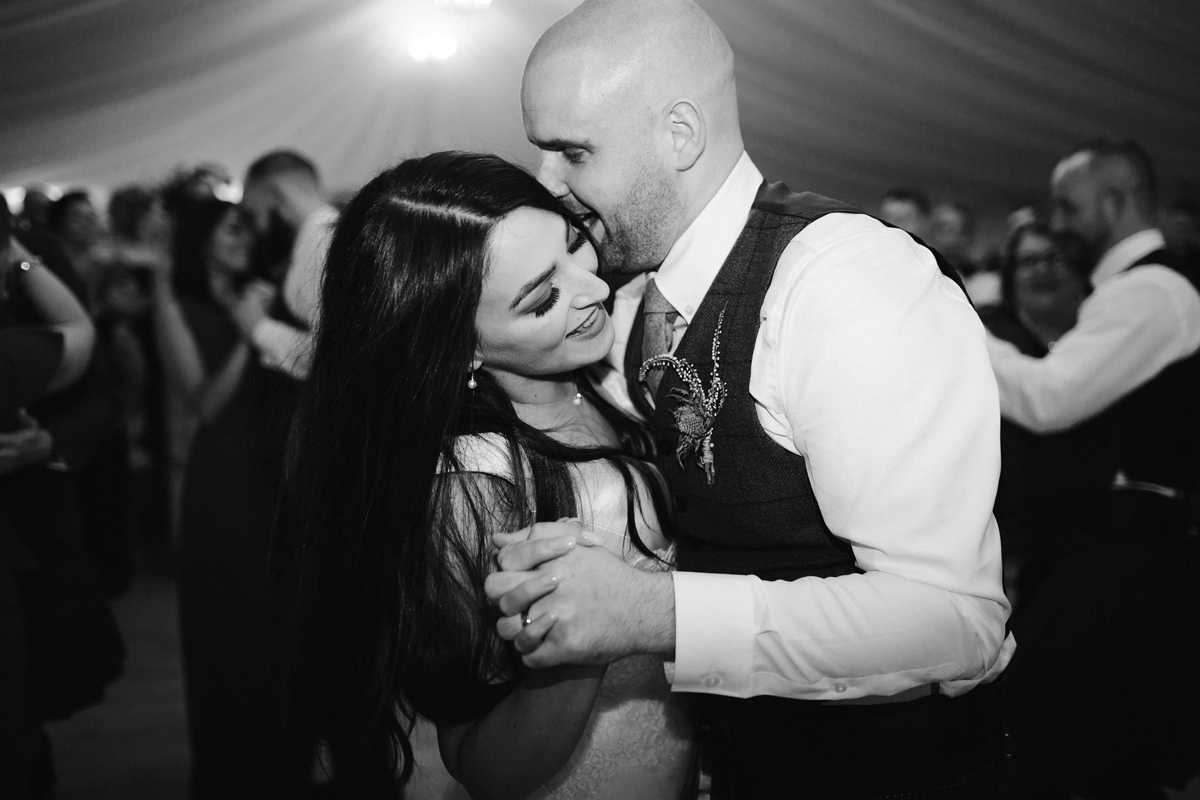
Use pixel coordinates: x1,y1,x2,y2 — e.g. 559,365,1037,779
666,100,705,171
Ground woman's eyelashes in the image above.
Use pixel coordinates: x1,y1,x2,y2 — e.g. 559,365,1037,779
530,287,561,318
567,230,587,254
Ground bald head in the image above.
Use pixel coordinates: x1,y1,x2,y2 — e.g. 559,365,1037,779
521,0,743,273
529,0,737,130
1051,137,1158,258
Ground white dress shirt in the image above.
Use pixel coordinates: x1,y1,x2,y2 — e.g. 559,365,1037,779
986,229,1200,435
250,204,338,381
603,153,1015,701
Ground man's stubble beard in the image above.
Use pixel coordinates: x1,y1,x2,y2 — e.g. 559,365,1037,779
597,163,683,276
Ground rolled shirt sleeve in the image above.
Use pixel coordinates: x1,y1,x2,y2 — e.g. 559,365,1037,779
251,318,312,381
986,265,1200,434
248,205,337,382
282,205,337,330
670,214,1014,700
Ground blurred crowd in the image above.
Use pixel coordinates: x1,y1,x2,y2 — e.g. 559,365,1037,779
1,152,332,799
2,137,1199,800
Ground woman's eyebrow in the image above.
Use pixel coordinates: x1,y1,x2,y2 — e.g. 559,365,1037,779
510,266,556,311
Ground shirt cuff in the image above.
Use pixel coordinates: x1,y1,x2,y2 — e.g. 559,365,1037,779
670,570,757,696
252,318,290,366
251,318,311,380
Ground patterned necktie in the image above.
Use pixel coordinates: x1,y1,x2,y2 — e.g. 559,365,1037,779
641,277,680,397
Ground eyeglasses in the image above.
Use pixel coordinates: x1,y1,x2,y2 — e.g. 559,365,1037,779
1014,252,1067,271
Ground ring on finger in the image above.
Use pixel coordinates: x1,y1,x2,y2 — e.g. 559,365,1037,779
522,615,533,627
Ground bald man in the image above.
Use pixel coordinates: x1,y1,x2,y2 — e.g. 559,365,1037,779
986,137,1200,795
490,2,1013,796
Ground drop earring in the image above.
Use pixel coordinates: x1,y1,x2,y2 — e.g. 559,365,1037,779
467,371,477,390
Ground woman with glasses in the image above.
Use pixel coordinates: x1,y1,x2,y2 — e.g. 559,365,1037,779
978,222,1101,619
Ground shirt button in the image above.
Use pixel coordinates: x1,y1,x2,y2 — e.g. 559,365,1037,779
704,675,720,688
684,304,694,314
834,683,847,693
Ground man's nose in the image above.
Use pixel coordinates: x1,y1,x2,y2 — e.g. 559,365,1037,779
536,153,569,198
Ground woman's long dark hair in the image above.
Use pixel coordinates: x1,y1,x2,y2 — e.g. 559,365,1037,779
275,151,669,797
169,198,249,304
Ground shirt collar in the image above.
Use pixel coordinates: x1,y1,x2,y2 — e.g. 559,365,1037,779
1091,228,1166,287
652,152,762,322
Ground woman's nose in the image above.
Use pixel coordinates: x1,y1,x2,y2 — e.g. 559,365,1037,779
572,269,610,307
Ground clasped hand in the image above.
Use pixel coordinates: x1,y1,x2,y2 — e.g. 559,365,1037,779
0,410,54,476
485,520,675,669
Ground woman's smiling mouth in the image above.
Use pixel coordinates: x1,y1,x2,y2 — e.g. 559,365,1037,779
567,305,604,339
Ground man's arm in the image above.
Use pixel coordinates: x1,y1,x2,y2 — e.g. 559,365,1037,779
492,220,1014,699
241,208,335,381
667,222,1011,699
249,317,313,381
987,266,1200,433
281,206,336,328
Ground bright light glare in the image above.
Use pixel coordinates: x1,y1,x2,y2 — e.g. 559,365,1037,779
213,181,242,203
408,31,458,63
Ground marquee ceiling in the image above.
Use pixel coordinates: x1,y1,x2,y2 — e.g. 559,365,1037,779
3,0,1198,221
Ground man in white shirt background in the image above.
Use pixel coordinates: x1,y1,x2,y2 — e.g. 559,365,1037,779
235,150,338,381
487,1,1014,796
986,137,1200,798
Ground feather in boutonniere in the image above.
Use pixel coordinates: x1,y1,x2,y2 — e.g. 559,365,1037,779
639,308,728,485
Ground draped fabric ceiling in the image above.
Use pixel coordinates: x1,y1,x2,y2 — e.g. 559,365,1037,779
3,0,1199,230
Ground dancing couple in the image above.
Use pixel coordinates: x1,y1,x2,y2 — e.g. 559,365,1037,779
275,1,1013,798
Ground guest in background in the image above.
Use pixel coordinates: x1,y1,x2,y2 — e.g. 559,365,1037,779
46,191,104,291
931,201,1001,306
9,199,132,598
158,162,240,546
929,201,976,272
236,150,337,381
878,186,931,239
976,222,1099,618
161,163,236,213
16,187,54,237
1162,185,1200,262
987,137,1200,799
102,186,174,560
2,208,125,800
151,198,309,799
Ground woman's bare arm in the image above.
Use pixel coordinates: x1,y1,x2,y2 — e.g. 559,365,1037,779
8,240,94,392
152,275,250,424
437,662,604,799
431,469,605,799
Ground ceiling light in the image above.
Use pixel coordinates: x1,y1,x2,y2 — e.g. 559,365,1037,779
409,31,457,63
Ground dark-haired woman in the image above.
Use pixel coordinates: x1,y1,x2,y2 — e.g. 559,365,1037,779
277,152,694,799
977,222,1102,618
151,199,309,799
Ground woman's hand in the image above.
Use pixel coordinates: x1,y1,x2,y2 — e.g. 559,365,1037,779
0,411,54,476
487,519,602,655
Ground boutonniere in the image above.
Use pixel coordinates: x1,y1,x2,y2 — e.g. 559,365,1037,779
639,308,728,485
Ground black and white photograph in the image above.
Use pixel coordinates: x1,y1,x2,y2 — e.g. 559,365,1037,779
1,1,1198,798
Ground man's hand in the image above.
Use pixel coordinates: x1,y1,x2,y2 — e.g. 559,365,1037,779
228,280,277,340
0,412,54,476
485,519,597,606
486,524,676,669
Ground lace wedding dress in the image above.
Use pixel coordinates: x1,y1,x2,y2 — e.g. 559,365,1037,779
458,436,696,800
